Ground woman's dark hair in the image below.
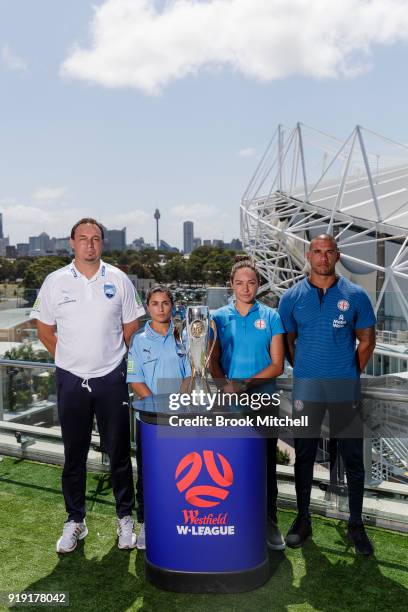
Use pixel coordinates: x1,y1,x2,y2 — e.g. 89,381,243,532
70,218,105,240
230,256,261,284
146,285,174,305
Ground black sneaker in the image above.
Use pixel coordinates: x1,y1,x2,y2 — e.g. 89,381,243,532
267,519,285,550
347,523,374,556
285,515,312,548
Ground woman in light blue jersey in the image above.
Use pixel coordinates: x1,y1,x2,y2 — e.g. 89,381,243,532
127,285,191,549
209,258,285,550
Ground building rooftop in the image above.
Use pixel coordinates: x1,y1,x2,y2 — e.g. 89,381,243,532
0,308,32,329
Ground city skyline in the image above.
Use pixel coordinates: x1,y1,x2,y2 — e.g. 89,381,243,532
0,196,237,249
1,1,408,248
0,213,242,257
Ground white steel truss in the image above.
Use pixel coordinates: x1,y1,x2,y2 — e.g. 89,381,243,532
241,123,408,327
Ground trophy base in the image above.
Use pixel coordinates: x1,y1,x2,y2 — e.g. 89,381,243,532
145,557,270,593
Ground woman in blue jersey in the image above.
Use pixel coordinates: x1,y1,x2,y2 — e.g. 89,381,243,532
127,285,191,549
209,258,285,550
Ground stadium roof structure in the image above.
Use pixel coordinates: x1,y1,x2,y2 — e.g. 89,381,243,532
241,123,408,327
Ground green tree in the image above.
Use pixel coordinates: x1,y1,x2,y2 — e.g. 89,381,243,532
21,257,68,306
0,257,14,282
128,260,146,277
138,249,163,280
185,247,237,285
187,249,208,284
164,255,188,283
203,252,233,285
117,250,136,266
14,258,32,281
3,344,52,363
276,447,291,465
34,373,54,401
0,257,32,283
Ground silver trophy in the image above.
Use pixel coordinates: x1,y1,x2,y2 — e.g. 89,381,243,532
185,305,217,394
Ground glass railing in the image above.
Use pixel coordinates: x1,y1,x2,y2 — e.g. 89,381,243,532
0,294,40,350
0,359,115,471
0,287,406,529
0,360,56,423
0,359,406,532
277,377,408,531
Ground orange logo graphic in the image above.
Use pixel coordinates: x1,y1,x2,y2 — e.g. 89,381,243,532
175,450,234,508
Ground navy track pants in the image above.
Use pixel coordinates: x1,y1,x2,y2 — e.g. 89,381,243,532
56,361,135,522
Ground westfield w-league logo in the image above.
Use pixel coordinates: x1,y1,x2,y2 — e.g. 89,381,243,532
175,450,234,508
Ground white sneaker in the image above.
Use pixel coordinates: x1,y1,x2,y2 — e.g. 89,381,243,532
56,520,88,554
136,523,146,550
117,515,137,549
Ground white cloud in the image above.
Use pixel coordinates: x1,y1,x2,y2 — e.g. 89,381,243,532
104,209,151,242
168,203,230,240
61,0,408,94
238,148,255,158
170,203,228,221
105,210,150,227
0,203,155,244
1,44,27,72
0,197,16,206
32,186,67,202
0,204,83,242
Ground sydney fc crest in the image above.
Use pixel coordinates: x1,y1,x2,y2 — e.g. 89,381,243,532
104,283,116,299
337,299,350,312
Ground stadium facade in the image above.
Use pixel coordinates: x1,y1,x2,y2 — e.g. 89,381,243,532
241,123,408,376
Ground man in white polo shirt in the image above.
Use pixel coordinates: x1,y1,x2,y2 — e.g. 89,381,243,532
31,218,145,553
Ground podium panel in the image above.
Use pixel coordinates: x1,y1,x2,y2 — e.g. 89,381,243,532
140,417,270,593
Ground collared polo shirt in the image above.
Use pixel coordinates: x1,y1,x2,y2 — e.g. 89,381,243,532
30,260,145,378
211,301,284,384
127,320,191,394
278,276,376,380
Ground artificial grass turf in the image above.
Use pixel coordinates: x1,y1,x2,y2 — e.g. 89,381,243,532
0,457,407,612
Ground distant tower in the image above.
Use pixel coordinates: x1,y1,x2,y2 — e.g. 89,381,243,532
0,213,3,239
154,209,161,250
183,221,194,254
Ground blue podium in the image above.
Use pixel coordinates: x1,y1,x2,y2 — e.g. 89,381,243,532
134,397,270,593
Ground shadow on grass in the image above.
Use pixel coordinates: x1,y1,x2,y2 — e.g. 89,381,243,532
0,476,63,497
0,472,116,509
13,542,145,612
10,515,408,612
87,474,115,512
133,550,301,611
297,526,408,612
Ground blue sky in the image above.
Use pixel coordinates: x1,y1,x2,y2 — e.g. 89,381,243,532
1,0,408,248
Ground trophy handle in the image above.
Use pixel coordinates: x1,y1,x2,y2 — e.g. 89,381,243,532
173,317,185,346
205,319,218,370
